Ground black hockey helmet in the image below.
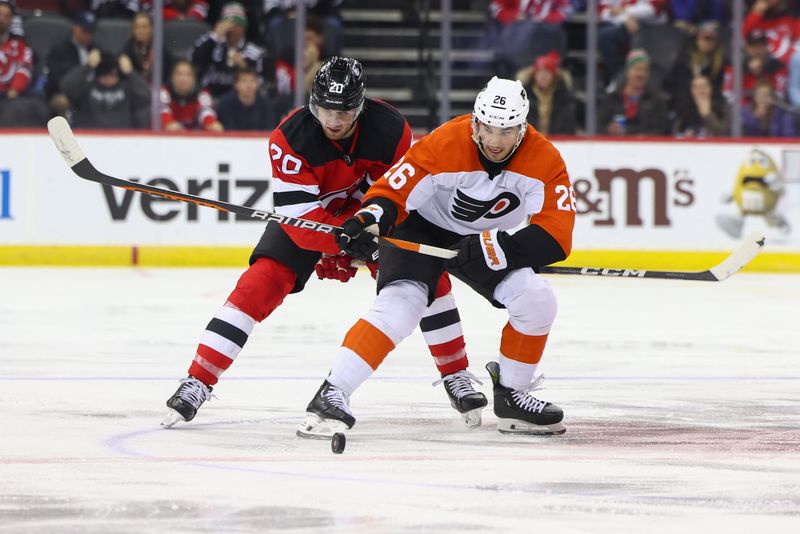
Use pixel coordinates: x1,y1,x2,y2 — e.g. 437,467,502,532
309,56,365,113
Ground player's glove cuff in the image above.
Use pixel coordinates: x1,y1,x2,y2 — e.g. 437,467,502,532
445,229,514,287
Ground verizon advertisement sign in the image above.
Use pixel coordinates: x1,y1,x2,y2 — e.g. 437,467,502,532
1,134,798,252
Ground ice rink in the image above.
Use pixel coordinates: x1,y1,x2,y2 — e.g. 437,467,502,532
2,267,799,533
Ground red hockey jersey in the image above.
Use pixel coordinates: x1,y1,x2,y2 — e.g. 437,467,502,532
269,98,412,254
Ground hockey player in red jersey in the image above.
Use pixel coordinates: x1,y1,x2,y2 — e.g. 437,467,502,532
162,57,487,428
299,76,575,437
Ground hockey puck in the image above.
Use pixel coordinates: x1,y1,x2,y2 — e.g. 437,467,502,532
331,432,346,454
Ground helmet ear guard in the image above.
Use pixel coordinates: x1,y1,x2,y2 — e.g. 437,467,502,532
471,76,529,161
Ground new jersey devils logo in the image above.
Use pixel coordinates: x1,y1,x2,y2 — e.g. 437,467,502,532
451,190,521,222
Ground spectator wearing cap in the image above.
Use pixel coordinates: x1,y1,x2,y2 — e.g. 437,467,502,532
666,21,728,105
216,66,277,131
598,48,670,135
742,78,796,137
723,28,786,104
743,0,796,66
192,1,264,98
597,1,668,85
0,0,49,126
517,50,577,135
60,51,150,128
45,11,101,114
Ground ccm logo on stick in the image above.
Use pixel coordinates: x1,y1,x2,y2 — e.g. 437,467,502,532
580,268,646,277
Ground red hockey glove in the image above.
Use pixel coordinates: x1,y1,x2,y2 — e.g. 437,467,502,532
366,262,379,280
315,254,358,282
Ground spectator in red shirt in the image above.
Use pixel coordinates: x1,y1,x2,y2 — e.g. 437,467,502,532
743,0,797,67
0,0,32,99
723,28,787,104
160,59,223,131
0,0,48,126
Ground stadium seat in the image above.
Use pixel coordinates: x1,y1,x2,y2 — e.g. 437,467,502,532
631,25,690,90
94,18,133,55
164,20,211,61
265,18,338,61
23,13,72,64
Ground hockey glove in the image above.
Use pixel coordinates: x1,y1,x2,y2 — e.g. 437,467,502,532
446,229,513,287
366,262,379,280
315,254,358,282
337,207,382,262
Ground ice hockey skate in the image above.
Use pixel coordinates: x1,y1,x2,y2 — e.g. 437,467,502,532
161,376,213,428
297,380,356,439
486,361,565,435
433,370,488,428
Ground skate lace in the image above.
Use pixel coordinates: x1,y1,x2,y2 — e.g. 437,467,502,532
432,370,484,399
177,377,213,408
511,375,548,414
323,386,352,415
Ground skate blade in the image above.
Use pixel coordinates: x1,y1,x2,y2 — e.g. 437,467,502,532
497,418,566,435
160,409,186,428
461,407,483,429
296,413,349,439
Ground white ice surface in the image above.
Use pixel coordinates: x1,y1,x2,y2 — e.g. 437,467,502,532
1,268,799,533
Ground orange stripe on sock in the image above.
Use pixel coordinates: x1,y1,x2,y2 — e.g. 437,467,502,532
500,322,548,364
342,319,395,370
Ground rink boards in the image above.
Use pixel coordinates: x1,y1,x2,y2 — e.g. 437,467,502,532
1,130,799,271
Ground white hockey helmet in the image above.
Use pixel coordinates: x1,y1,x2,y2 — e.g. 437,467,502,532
472,76,529,160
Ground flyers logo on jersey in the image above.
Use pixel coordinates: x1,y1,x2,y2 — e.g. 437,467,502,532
451,189,520,222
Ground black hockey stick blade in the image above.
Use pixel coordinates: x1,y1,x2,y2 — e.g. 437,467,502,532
46,117,457,260
540,232,765,281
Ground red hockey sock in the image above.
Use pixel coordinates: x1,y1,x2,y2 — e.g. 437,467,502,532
188,258,297,386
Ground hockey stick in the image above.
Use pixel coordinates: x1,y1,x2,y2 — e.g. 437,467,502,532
539,232,765,281
47,117,764,279
46,117,455,260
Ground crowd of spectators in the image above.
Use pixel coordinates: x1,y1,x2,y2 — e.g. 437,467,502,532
4,1,800,138
490,0,800,138
0,0,342,130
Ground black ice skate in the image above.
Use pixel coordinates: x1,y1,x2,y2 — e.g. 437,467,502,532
297,380,356,439
433,370,488,428
161,376,213,428
486,361,565,435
